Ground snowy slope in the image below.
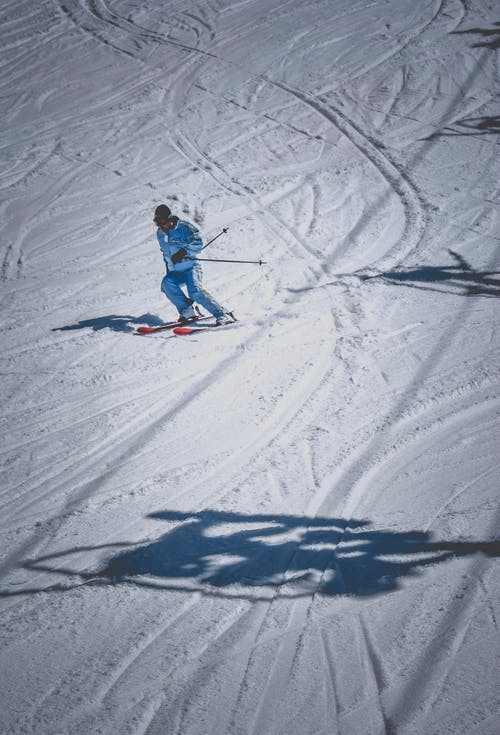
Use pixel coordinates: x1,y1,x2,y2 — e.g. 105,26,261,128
1,0,499,733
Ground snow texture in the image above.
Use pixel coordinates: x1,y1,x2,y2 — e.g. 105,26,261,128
1,1,499,733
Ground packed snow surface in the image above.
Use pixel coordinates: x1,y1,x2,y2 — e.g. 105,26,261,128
1,1,499,733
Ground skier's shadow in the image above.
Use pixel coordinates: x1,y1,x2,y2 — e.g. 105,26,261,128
52,313,164,334
11,508,500,600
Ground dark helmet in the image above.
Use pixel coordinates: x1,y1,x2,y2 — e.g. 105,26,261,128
154,204,172,220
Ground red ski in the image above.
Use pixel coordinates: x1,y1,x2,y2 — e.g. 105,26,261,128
134,315,211,335
174,315,238,335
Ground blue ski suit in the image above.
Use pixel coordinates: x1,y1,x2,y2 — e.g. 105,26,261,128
157,219,226,318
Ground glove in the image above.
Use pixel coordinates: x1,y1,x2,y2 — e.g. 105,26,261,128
171,248,187,264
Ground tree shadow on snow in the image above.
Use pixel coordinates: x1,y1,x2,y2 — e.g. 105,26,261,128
289,250,500,298
425,115,500,139
360,250,500,297
52,313,164,333
451,22,500,50
5,508,499,600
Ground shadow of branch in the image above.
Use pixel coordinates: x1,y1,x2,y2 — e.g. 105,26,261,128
3,509,498,601
451,22,500,50
344,249,500,297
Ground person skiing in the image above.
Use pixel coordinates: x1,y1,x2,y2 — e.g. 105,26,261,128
153,204,234,325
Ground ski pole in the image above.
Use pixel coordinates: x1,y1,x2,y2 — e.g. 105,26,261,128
202,227,229,251
190,226,266,263
188,257,267,265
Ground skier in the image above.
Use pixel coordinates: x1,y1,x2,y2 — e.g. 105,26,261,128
153,204,233,325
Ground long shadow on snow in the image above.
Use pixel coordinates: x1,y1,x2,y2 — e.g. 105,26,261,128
8,508,500,600
290,250,500,298
361,249,500,297
424,114,500,139
52,313,164,333
451,22,500,50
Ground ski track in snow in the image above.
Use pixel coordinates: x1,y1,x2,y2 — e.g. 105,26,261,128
1,0,499,734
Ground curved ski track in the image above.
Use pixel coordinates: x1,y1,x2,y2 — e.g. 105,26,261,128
1,2,499,734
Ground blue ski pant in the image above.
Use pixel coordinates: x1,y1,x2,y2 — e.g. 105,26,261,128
161,262,226,318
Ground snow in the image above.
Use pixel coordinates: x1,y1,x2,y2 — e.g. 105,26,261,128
1,0,499,733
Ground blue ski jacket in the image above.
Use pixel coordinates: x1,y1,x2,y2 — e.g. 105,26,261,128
157,219,203,272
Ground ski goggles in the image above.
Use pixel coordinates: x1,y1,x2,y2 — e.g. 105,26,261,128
154,217,171,225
